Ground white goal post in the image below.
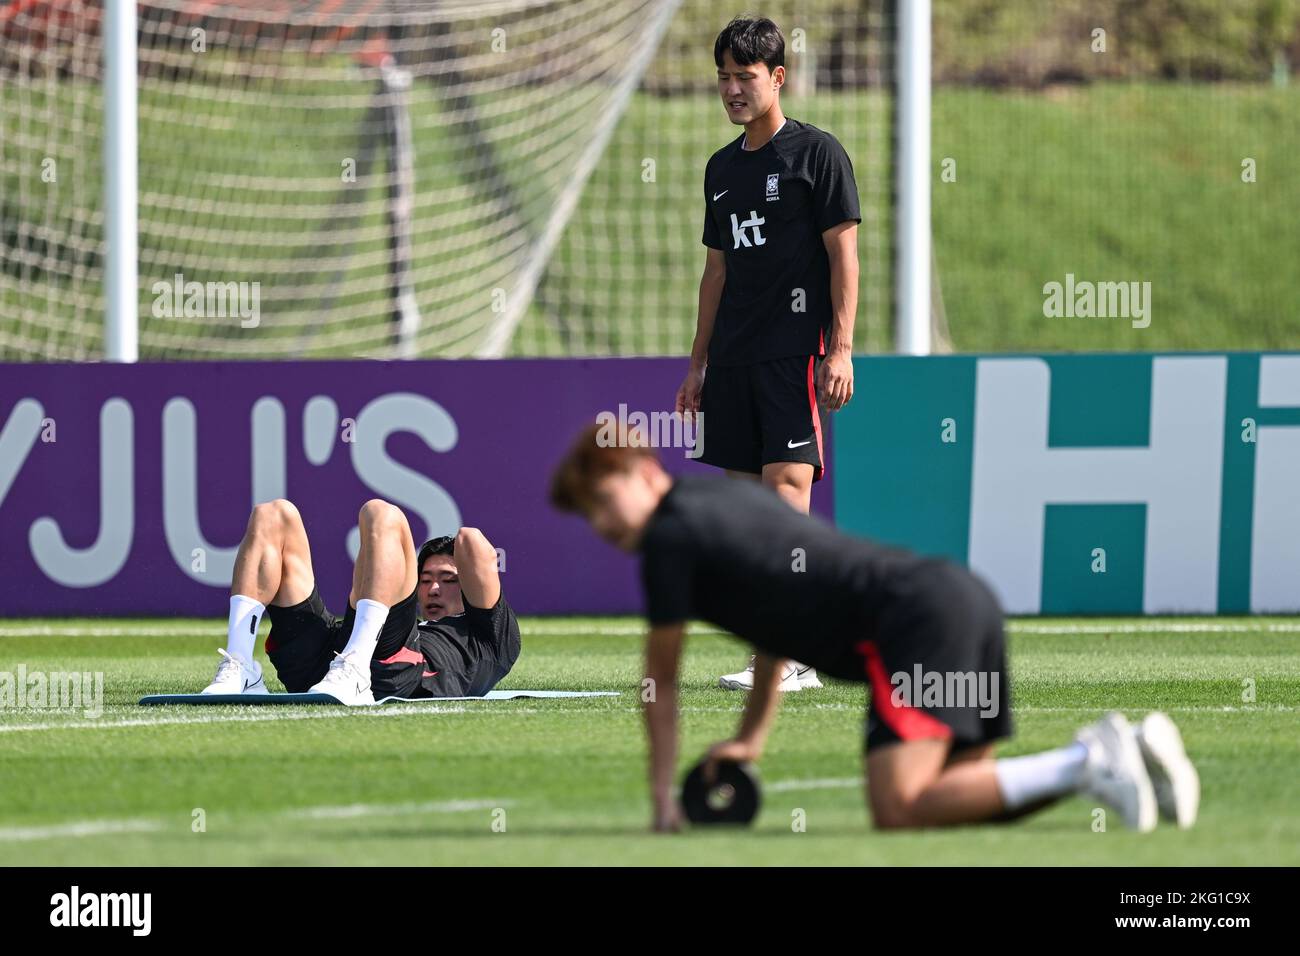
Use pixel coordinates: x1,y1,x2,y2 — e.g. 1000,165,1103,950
104,0,139,362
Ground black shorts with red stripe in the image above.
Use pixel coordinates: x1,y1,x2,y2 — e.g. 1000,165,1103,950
696,353,828,481
855,560,1013,753
263,585,423,697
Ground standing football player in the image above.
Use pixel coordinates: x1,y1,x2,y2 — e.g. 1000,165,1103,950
675,16,860,693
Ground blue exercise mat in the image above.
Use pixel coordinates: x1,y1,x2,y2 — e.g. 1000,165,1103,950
139,690,619,706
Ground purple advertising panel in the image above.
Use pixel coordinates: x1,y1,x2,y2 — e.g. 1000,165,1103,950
0,359,832,617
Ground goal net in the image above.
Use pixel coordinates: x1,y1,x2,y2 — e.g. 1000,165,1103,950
1,0,894,359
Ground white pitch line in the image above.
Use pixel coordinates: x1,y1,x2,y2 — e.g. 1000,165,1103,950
535,621,1286,635
1007,622,1300,634
0,702,754,733
288,798,512,820
527,622,1300,636
0,819,164,842
0,623,666,637
1015,704,1298,713
0,624,728,638
4,699,1293,735
0,703,562,734
0,798,513,843
0,623,698,637
3,620,1300,639
0,625,218,637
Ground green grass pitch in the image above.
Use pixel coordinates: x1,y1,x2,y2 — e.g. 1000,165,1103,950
1,617,1297,866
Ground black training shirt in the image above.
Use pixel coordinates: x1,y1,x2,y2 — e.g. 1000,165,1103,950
638,476,932,679
701,118,861,366
415,594,521,698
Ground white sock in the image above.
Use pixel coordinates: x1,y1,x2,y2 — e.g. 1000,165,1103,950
341,598,389,662
994,742,1089,810
227,594,266,664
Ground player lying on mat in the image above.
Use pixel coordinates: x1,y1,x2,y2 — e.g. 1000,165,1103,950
201,498,520,706
549,425,1200,833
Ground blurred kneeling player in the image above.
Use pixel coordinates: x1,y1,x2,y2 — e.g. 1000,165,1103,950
550,425,1199,833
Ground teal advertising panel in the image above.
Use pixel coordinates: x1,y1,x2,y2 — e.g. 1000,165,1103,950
834,353,1300,614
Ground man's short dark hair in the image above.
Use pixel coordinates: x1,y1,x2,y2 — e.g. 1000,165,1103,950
714,15,784,74
417,535,455,573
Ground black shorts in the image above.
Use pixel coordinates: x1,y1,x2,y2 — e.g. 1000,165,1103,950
264,586,419,693
697,354,828,481
856,560,1013,753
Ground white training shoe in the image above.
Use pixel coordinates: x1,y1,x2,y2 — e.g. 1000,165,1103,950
795,664,823,690
1135,711,1200,829
718,656,803,692
308,650,374,706
201,648,269,695
1075,711,1158,832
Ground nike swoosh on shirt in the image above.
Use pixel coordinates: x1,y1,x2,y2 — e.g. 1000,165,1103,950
787,439,812,448
712,190,728,200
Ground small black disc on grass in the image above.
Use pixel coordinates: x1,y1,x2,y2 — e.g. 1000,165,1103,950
681,759,760,826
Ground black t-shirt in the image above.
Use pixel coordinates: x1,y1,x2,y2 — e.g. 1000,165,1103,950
701,118,861,366
414,594,521,698
638,476,932,679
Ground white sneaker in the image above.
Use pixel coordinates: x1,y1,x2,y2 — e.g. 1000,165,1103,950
1135,712,1200,829
201,648,269,695
308,650,374,706
1075,711,1158,832
795,664,823,690
718,656,802,692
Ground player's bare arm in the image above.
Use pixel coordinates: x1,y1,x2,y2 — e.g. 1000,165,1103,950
644,621,686,832
818,220,858,411
677,247,726,418
453,526,502,609
705,651,785,772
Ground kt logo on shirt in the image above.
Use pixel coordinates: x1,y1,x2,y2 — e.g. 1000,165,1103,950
730,211,767,249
